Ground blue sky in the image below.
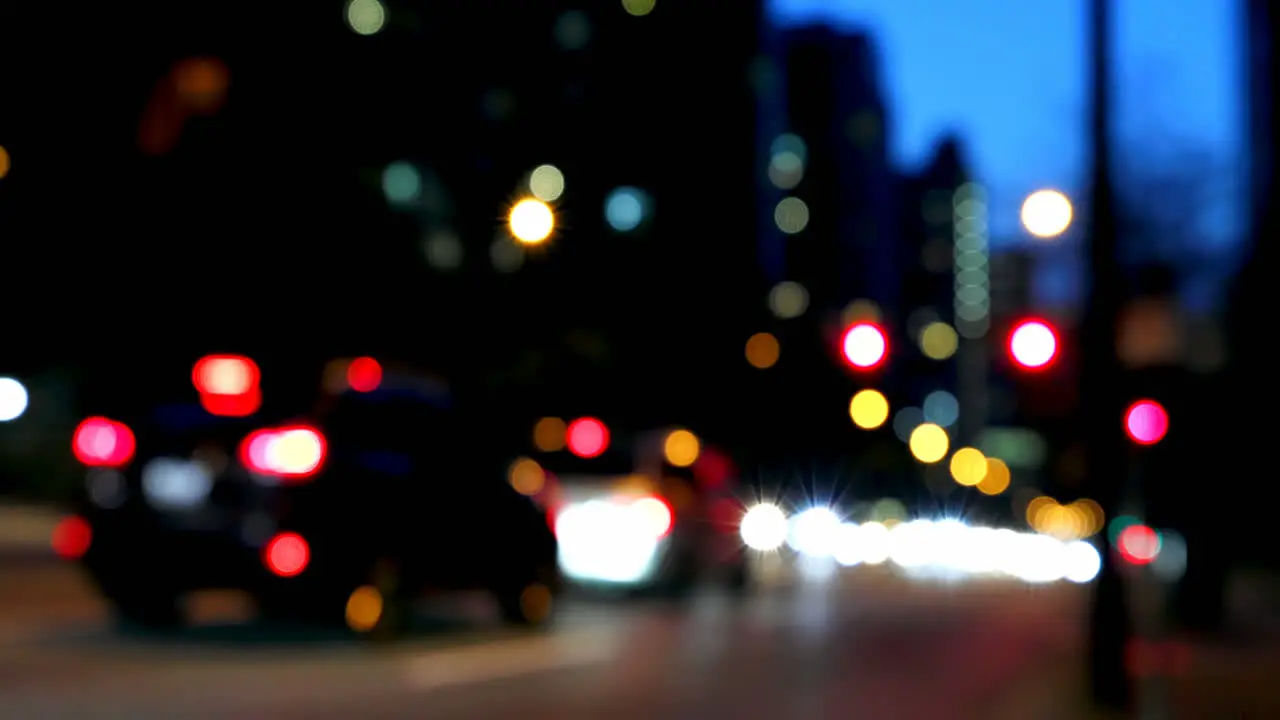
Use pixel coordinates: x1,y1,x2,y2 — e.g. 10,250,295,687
770,0,1243,250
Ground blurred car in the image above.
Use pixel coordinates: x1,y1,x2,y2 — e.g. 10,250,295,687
528,420,750,598
60,354,560,634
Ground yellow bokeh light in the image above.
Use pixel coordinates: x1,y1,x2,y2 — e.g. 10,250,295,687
0,145,12,180
1023,494,1099,541
849,390,890,430
841,299,883,326
508,198,555,245
622,0,656,16
949,447,987,486
529,164,565,202
745,332,780,369
908,423,949,464
977,457,1011,495
1025,495,1056,528
768,281,809,319
533,417,567,452
519,583,554,623
1020,189,1073,239
345,585,384,632
1069,498,1105,537
919,322,958,360
663,430,700,467
614,474,656,496
508,457,546,496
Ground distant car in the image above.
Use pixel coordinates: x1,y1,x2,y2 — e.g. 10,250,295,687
526,419,750,598
61,354,560,634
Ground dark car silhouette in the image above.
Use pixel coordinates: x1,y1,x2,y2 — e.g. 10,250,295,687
60,354,560,635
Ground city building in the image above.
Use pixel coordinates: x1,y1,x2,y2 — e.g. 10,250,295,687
775,25,895,316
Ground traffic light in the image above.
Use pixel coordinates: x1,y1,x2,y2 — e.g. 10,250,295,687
841,322,888,370
1007,319,1059,370
1124,399,1168,445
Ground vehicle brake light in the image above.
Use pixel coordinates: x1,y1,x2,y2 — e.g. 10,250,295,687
193,354,260,396
72,417,136,467
239,425,327,480
631,496,673,538
51,515,93,560
199,388,262,417
263,532,310,577
194,354,262,417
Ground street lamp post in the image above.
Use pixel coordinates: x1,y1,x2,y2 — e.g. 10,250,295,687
1081,0,1132,710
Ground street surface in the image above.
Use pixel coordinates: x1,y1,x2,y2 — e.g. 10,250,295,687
0,559,1084,719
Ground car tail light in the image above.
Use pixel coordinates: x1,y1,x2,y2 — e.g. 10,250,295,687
51,515,93,560
631,496,673,538
193,354,260,396
239,425,327,481
263,532,310,577
72,417,136,468
194,354,262,417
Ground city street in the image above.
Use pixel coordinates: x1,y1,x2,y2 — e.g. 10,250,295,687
0,560,1084,719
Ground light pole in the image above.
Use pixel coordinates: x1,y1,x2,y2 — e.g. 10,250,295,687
1080,0,1132,710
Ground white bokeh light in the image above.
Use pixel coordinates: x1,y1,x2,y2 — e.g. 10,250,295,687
1020,189,1073,239
1062,540,1102,583
787,507,841,558
740,503,789,551
842,324,887,368
0,377,29,422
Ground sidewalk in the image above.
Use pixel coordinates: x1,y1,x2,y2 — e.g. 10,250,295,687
0,502,60,561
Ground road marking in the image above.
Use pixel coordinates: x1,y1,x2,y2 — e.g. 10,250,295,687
403,629,618,691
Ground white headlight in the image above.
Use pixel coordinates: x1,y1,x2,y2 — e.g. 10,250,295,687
142,458,214,510
740,503,789,551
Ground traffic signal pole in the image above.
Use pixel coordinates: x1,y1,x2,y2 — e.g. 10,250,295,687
1081,0,1133,709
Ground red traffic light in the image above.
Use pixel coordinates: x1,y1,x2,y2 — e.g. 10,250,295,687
841,322,888,370
1124,399,1168,445
566,417,610,459
1008,319,1059,370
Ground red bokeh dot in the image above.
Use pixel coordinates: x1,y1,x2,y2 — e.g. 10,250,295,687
1118,524,1160,564
51,516,93,560
1124,400,1168,445
347,357,383,393
566,417,610,458
264,532,311,577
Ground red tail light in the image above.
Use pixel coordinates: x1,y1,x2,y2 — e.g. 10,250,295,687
263,532,310,577
72,417,136,467
199,387,262,417
631,496,674,538
239,425,327,481
51,515,93,560
193,354,260,395
194,354,262,417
